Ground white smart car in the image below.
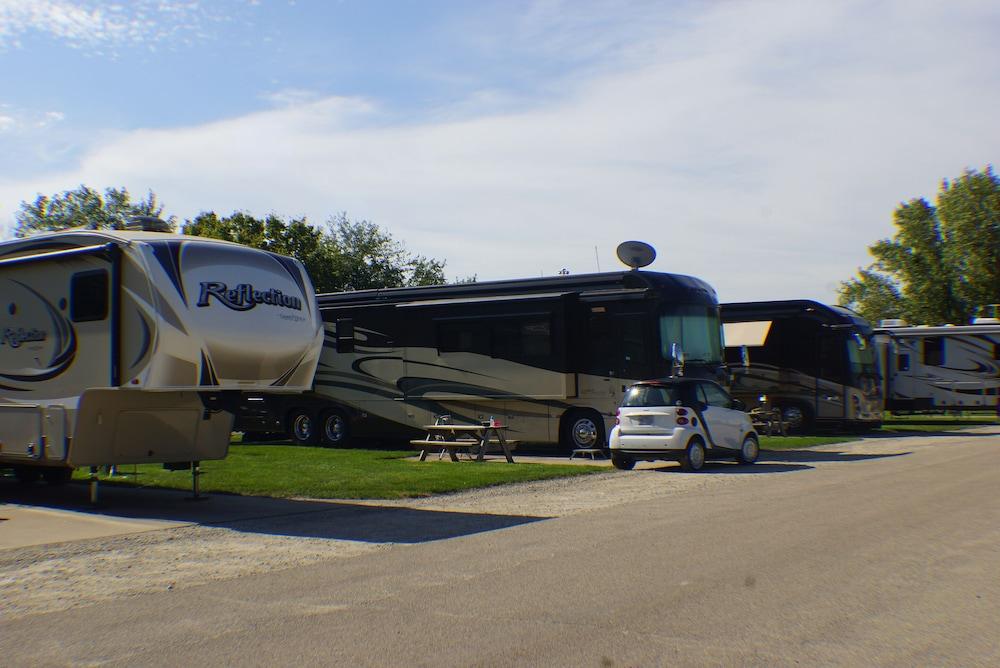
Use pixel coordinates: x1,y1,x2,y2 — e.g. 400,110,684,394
608,378,759,471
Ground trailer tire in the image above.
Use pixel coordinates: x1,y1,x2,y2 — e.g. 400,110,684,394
320,409,350,447
42,467,74,485
681,437,706,471
560,410,606,452
288,408,318,446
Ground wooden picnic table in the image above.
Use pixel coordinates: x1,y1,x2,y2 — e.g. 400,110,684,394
410,423,518,463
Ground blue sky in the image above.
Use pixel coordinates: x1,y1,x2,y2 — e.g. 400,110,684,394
1,0,998,303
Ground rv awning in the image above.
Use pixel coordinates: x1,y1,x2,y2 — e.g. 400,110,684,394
723,320,773,347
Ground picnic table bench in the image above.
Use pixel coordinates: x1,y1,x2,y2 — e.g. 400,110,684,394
410,422,518,463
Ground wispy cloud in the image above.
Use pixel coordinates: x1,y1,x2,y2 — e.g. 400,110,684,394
0,0,242,52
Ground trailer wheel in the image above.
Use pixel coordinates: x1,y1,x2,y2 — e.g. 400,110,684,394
288,408,318,445
560,410,606,452
14,466,41,484
320,409,350,447
42,467,74,485
611,452,635,470
681,437,706,472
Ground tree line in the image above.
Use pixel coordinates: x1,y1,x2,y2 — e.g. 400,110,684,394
13,185,447,292
12,166,999,323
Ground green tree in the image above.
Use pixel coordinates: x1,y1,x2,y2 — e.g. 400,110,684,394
839,166,1000,325
184,211,446,292
15,185,169,236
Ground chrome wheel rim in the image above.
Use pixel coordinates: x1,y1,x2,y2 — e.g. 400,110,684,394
293,414,313,441
573,419,598,447
324,415,345,443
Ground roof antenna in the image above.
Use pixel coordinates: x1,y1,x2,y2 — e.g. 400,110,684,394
594,246,601,272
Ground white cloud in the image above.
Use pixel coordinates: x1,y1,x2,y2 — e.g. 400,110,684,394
2,0,998,304
0,0,232,51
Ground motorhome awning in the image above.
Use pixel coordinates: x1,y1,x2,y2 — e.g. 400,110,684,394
723,320,773,347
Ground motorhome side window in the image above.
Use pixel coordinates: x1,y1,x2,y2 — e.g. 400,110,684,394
436,315,553,361
923,337,944,366
437,320,491,355
70,270,109,322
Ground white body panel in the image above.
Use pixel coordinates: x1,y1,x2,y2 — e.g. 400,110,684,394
875,325,1000,411
0,230,323,469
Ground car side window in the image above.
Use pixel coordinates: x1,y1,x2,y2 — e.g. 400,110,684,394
700,382,732,409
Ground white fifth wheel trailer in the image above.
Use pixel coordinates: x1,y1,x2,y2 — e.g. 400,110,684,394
874,320,1000,412
0,223,323,483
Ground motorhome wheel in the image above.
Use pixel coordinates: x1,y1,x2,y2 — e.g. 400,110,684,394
737,435,759,464
561,411,605,451
321,410,350,447
777,405,810,433
681,438,706,471
289,409,318,445
611,452,635,470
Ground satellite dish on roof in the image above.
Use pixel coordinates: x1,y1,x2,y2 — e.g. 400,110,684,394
616,240,656,270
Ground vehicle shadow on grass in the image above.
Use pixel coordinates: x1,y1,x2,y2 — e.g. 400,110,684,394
0,478,546,545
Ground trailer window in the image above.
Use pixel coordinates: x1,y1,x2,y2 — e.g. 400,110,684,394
923,337,944,366
70,270,108,322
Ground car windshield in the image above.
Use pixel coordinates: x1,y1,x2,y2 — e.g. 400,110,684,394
622,384,681,407
659,305,723,364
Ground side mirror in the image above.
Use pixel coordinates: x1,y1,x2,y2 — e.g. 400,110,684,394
732,398,746,412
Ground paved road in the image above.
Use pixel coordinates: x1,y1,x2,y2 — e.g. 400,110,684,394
2,429,999,666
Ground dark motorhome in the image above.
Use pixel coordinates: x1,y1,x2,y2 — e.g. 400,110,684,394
722,300,883,431
238,270,725,451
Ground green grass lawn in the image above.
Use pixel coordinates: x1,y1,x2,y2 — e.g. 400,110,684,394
72,444,605,500
879,413,998,433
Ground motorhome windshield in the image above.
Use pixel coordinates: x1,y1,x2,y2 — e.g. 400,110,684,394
847,331,879,383
659,305,722,365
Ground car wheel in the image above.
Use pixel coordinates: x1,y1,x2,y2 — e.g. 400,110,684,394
288,408,318,445
737,434,759,464
681,438,706,472
320,409,350,447
560,410,606,452
42,467,74,485
611,452,635,470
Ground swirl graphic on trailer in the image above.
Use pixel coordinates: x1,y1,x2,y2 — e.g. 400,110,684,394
0,279,76,386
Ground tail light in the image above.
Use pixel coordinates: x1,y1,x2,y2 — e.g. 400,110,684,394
615,408,620,425
676,407,688,416
676,416,689,425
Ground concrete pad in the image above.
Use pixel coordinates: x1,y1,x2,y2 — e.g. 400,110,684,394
0,505,188,550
